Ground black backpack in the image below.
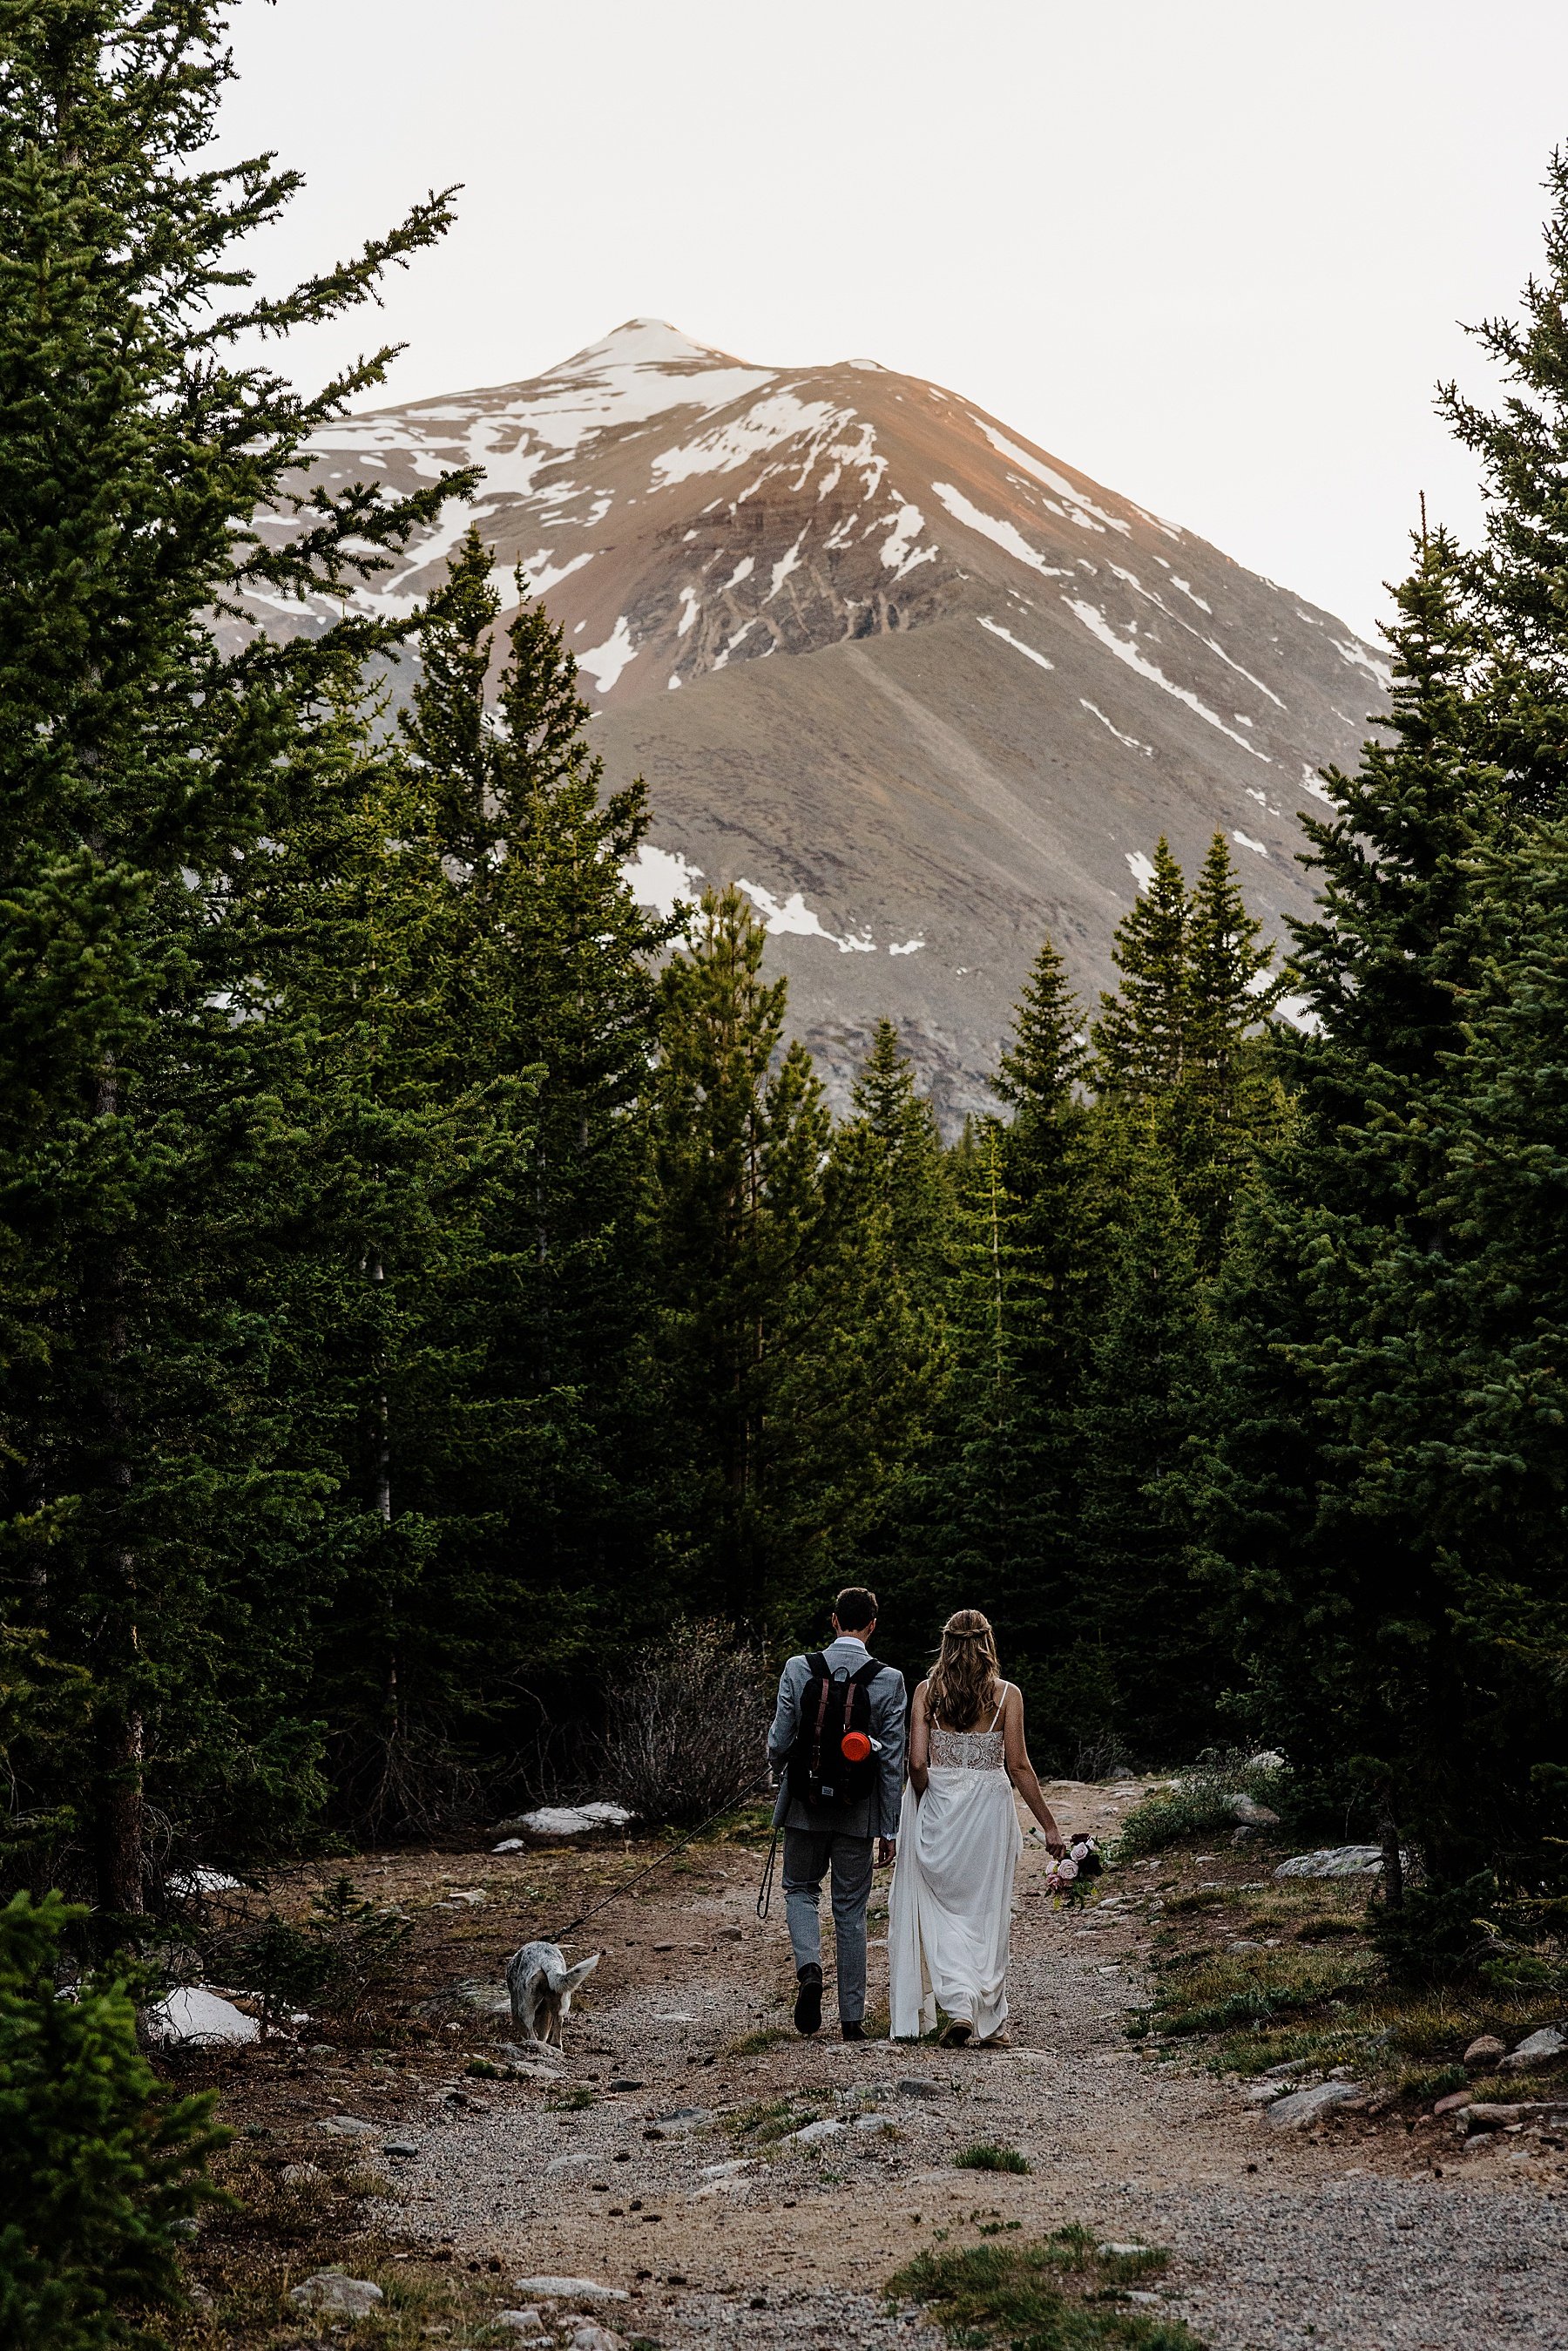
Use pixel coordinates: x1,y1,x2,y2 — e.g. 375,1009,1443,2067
787,1652,887,1807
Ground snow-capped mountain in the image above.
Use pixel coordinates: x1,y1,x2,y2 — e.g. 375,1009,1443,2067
280,319,1386,1126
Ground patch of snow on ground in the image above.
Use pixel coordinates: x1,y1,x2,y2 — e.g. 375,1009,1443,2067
667,674,682,689
577,614,639,693
932,484,1067,578
677,586,700,636
971,420,1131,535
1301,762,1335,804
736,879,875,952
768,532,807,599
889,938,926,956
1335,637,1393,692
167,1867,243,1896
504,548,595,604
1064,601,1271,761
1126,850,1159,891
1232,830,1269,857
880,505,935,578
654,393,845,486
977,615,1054,670
720,555,754,593
1201,634,1288,710
623,844,702,917
146,1988,260,2047
1169,575,1213,612
1081,700,1152,755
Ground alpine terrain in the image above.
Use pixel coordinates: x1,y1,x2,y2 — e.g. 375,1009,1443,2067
274,320,1389,1124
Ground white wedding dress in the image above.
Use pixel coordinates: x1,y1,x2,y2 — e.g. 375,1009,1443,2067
888,1692,1024,2042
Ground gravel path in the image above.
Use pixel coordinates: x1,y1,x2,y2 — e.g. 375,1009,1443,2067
375,1783,1568,2349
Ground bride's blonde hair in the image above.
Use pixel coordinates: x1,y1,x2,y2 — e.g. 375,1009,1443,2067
925,1609,1003,1731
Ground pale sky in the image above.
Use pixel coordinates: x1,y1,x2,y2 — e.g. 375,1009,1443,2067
222,0,1568,642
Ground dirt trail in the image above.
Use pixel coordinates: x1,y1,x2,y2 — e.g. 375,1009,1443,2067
335,1776,1568,2350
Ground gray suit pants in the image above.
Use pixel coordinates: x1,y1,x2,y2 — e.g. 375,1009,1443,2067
782,1828,874,2025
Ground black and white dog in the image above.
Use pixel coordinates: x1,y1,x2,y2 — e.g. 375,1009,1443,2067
504,1940,601,2050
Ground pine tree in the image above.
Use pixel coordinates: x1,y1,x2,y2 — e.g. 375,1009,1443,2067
0,3,470,1911
1090,839,1191,1094
400,532,674,1609
1192,527,1504,1859
828,1020,951,1288
1076,1119,1213,1760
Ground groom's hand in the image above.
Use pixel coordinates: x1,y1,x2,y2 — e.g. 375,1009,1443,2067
876,1838,896,1867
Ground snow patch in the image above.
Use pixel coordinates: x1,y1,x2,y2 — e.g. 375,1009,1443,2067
624,843,702,918
577,614,639,693
1169,576,1213,612
676,585,700,637
977,615,1054,671
1081,700,1152,755
889,938,926,956
1064,601,1272,761
654,393,846,487
1232,830,1268,857
880,504,936,578
1335,638,1393,692
736,878,875,953
932,484,1067,579
768,532,807,600
1301,762,1335,805
1126,850,1159,891
720,555,754,593
972,419,1132,535
146,1988,260,2047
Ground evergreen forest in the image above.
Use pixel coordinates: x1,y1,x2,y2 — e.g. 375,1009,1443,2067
2,3,1565,1993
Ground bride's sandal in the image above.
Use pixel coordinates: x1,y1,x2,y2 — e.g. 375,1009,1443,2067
939,2019,974,2048
977,2028,1012,2049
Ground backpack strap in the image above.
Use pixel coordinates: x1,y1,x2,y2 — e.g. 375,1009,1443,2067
805,1653,832,1773
850,1656,884,1688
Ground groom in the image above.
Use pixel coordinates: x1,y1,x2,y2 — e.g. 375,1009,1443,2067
767,1587,906,2041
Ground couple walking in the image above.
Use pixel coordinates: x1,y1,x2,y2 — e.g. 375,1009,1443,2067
767,1586,1067,2044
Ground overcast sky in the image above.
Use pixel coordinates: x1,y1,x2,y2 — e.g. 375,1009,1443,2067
222,0,1568,641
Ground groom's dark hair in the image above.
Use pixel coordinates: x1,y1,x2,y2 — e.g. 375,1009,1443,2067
834,1587,878,1631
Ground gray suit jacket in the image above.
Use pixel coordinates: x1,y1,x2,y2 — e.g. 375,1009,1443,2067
767,1636,907,1840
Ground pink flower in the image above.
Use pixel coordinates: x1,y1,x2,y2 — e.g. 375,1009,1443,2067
1056,1856,1079,1881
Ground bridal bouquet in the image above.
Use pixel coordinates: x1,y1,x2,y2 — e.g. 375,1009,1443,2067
1035,1833,1104,1902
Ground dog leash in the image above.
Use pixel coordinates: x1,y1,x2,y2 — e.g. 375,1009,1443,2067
551,1769,776,1944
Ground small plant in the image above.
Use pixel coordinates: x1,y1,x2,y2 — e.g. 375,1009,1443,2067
889,2227,1203,2349
726,2023,792,2056
546,2084,596,2110
954,2144,1031,2173
218,1875,412,2030
1116,1751,1290,1858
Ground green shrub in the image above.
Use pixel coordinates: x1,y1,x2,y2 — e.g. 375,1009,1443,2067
1116,1751,1290,1857
0,1892,225,2350
215,1874,412,2029
889,2227,1203,2348
1368,1873,1499,1988
954,2143,1031,2173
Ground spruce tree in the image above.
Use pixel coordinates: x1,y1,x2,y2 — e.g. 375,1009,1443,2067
1193,527,1504,1860
0,2,470,1909
401,530,674,1613
1090,839,1191,1094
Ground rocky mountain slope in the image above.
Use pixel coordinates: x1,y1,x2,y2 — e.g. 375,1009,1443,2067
286,320,1388,1126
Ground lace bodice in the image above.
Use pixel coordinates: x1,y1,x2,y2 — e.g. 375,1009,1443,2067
928,1685,1010,1771
929,1724,1005,1770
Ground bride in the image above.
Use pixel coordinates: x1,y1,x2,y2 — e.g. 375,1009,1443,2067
889,1609,1067,2047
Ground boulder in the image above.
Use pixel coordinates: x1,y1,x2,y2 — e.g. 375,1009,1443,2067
512,2280,629,2304
315,2113,379,2138
1463,2035,1508,2070
1267,2078,1368,2130
896,2076,945,2099
383,2139,420,2158
1229,1793,1281,1827
1507,2026,1566,2064
288,2274,385,2317
571,2328,628,2351
1274,1846,1385,1880
497,2312,545,2334
1432,2091,1475,2117
786,2117,846,2146
494,1804,634,1841
280,2161,325,2185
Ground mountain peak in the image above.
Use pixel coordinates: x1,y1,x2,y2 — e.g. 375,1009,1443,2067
551,318,750,376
